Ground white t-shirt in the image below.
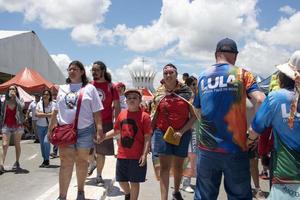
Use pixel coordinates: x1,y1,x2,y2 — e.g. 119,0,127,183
28,101,38,120
55,83,103,129
36,101,56,127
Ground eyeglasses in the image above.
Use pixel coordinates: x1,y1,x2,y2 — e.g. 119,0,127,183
9,88,16,90
43,93,50,96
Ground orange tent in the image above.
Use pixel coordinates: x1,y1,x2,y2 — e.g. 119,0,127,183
141,88,154,101
0,67,55,94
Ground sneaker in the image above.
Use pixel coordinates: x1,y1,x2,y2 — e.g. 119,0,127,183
56,197,66,200
124,193,130,200
34,139,40,143
39,160,50,168
95,175,105,186
87,163,96,176
182,185,194,193
76,191,85,200
172,191,184,200
12,161,20,170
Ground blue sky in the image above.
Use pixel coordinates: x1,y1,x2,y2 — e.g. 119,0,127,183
1,0,300,87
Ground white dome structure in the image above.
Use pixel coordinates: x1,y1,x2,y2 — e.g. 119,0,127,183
129,68,156,92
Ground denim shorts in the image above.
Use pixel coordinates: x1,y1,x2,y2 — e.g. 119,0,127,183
70,123,95,149
152,128,191,158
116,159,147,183
1,125,24,135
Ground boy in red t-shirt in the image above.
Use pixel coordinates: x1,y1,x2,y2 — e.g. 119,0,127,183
101,89,152,200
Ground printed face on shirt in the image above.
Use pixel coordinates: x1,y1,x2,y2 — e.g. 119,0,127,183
122,124,134,137
120,119,138,137
96,88,105,101
65,92,78,109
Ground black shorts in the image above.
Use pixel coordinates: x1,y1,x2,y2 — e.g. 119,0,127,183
116,159,147,183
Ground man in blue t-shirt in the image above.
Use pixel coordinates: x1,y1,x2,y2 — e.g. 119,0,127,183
193,38,265,200
249,51,300,200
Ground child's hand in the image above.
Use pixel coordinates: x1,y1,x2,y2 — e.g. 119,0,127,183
139,154,147,167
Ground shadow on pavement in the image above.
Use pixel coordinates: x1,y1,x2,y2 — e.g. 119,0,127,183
107,185,124,197
14,168,30,174
85,178,98,186
46,164,60,168
85,178,114,188
3,168,30,174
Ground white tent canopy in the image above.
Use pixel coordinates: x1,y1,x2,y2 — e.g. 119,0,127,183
0,30,65,84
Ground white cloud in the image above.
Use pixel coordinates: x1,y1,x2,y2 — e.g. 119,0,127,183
61,0,259,53
0,0,111,44
237,41,290,77
279,5,296,16
0,0,111,29
256,12,300,48
119,0,258,56
51,54,72,77
71,24,99,45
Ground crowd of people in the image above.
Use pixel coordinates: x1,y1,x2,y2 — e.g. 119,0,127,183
0,38,299,200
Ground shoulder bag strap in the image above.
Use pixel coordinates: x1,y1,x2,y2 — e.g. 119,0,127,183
74,87,85,130
42,101,49,125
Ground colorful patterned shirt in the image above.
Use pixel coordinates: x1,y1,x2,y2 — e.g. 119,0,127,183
252,89,300,183
193,63,259,153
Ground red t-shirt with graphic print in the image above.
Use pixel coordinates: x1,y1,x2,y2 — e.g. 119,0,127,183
114,109,152,159
92,81,119,123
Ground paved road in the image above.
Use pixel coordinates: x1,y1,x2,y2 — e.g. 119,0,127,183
0,139,110,200
0,139,270,200
105,156,270,200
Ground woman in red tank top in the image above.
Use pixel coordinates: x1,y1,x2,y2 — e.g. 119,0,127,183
151,64,197,200
0,85,25,173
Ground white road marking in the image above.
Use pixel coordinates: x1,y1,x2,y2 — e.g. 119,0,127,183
35,171,76,200
21,140,34,144
35,182,59,200
27,153,38,160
